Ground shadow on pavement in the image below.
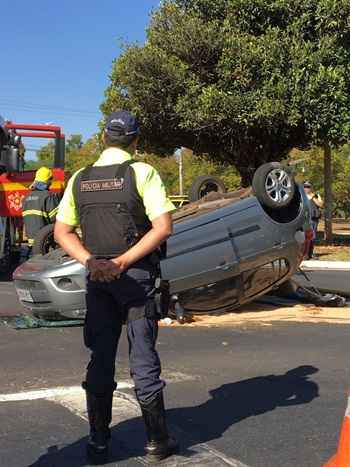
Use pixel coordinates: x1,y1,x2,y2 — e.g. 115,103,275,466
167,364,319,447
29,365,319,466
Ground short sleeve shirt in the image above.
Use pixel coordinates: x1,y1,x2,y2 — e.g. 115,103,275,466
56,148,175,226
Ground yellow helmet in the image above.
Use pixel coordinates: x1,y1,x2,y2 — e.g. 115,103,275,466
34,167,53,184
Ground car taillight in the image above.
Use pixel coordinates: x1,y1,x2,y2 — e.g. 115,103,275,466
303,228,314,259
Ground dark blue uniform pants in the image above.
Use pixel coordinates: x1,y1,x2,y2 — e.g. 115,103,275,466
83,261,165,403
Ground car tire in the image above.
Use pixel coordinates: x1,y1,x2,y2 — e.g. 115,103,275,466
252,162,296,209
31,224,57,255
188,175,227,202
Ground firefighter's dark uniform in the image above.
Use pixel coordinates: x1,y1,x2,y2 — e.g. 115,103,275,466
22,177,61,246
56,138,176,463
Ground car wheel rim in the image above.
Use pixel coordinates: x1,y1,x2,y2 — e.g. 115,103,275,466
265,169,293,205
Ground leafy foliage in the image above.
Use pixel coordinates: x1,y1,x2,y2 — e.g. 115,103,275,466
64,136,100,174
36,141,54,168
101,0,350,185
24,159,41,170
291,145,350,217
35,136,240,195
140,152,240,194
35,134,99,174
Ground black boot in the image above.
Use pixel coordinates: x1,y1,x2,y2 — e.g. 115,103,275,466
139,392,178,463
83,384,114,465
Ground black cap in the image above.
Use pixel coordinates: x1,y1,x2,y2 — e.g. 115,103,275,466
303,181,312,188
105,111,140,138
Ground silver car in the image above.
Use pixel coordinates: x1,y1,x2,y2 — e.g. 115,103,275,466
13,163,311,320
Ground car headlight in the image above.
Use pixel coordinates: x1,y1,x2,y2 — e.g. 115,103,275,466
53,277,82,292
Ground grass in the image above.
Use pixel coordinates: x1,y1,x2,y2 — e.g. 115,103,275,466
314,245,350,261
314,221,350,260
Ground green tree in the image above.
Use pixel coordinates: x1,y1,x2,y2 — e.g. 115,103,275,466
292,145,350,219
102,0,350,241
36,141,55,167
35,132,240,197
36,134,85,171
66,134,83,152
139,152,240,195
65,136,101,174
64,134,86,173
24,159,41,171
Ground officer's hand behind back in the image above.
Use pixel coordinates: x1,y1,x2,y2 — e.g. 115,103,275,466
89,259,121,282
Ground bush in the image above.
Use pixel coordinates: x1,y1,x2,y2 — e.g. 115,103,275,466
138,152,240,195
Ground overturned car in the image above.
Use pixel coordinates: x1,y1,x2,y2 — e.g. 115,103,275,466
13,162,312,320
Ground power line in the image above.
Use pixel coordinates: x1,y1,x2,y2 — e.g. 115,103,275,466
0,98,101,116
0,105,100,120
25,147,45,152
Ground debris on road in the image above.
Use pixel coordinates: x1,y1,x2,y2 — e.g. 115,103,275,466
162,302,350,327
280,276,347,307
0,314,84,330
2,301,350,330
161,317,173,326
260,290,347,308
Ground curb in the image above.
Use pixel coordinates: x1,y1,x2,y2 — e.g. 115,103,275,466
296,262,350,297
301,260,350,270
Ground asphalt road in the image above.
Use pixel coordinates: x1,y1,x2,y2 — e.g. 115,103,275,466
0,272,24,318
0,277,349,467
296,267,350,297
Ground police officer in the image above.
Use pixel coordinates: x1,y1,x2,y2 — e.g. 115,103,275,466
54,111,178,464
22,167,61,248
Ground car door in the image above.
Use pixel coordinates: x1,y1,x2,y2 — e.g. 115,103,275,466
161,214,238,294
223,200,284,268
223,199,290,300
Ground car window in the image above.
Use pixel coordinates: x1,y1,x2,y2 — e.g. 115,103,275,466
179,276,240,312
243,259,289,298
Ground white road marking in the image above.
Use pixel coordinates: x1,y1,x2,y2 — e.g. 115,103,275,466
0,370,195,402
345,396,350,419
0,372,250,466
53,387,251,467
302,260,350,270
0,383,133,402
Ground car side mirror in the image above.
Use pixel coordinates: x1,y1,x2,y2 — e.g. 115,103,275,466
0,147,20,172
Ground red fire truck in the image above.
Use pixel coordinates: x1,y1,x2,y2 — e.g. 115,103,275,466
0,117,65,269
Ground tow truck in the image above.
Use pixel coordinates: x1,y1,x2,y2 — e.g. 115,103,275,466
0,117,65,270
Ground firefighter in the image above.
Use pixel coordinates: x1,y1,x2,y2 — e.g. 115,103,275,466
22,167,61,249
54,111,178,464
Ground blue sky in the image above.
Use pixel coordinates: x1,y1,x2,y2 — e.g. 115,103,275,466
1,0,160,158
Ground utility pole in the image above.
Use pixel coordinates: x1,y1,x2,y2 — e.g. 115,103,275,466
174,147,184,195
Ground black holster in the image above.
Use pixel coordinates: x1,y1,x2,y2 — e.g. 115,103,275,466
149,279,170,320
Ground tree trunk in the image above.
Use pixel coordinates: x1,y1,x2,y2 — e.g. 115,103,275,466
238,168,254,188
323,141,333,243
